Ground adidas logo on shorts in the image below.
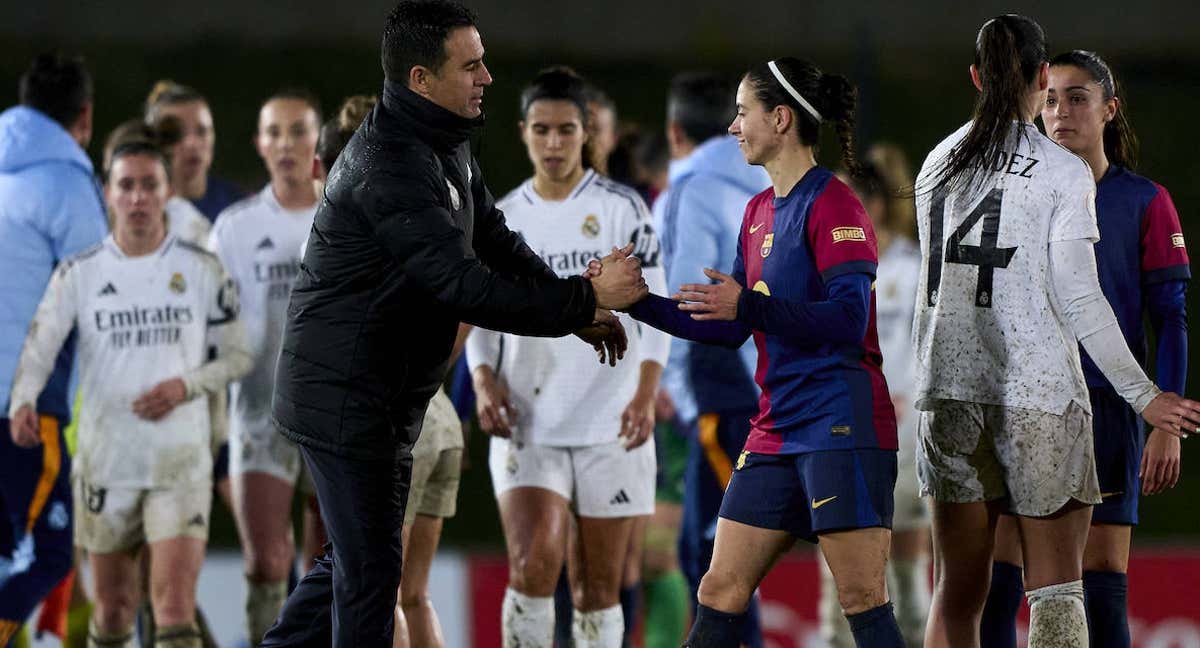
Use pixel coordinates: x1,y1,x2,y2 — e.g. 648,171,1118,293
609,489,631,505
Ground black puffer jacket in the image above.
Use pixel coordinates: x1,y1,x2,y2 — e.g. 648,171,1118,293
273,81,595,459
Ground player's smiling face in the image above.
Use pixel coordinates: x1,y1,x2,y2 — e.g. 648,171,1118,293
729,79,776,166
107,153,168,242
1042,64,1116,156
521,99,587,185
424,26,492,119
255,98,320,190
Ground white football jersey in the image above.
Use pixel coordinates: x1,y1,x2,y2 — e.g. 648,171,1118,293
11,235,238,487
208,186,316,442
166,196,210,247
467,170,669,447
913,121,1099,415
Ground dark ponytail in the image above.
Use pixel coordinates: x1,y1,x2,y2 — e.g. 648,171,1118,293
743,57,861,176
936,15,1046,192
1049,50,1138,169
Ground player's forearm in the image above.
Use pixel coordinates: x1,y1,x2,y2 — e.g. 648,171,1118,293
629,294,751,349
735,272,871,345
1050,239,1160,412
1146,280,1188,396
634,361,664,401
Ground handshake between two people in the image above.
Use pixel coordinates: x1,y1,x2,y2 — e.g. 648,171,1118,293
574,243,648,367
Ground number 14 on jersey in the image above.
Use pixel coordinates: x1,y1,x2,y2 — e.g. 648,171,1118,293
927,188,1018,308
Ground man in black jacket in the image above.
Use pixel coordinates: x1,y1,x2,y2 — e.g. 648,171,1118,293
261,2,647,646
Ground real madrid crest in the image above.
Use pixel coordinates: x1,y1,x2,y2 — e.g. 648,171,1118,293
581,214,600,238
446,179,462,211
760,232,774,258
169,272,186,294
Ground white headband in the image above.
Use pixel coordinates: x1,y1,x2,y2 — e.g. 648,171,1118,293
767,60,822,123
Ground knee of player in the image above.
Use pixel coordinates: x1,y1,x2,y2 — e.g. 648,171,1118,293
696,570,752,613
245,549,295,582
93,597,138,632
150,596,198,627
399,588,430,611
834,577,887,615
508,550,562,593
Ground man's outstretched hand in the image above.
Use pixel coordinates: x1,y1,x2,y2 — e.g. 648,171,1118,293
576,309,628,367
589,243,647,311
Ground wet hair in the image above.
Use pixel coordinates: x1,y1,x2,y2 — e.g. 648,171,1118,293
381,0,476,83
1049,50,1138,169
144,80,207,123
19,52,92,128
261,87,324,128
520,66,595,170
102,118,177,181
743,57,860,175
667,72,735,145
936,15,1047,192
317,95,377,173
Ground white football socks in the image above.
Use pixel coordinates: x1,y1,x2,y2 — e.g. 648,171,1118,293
572,604,624,648
1027,580,1088,648
502,587,554,648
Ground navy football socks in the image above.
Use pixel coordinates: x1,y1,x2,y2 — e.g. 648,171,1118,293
620,583,640,647
683,604,746,647
1084,570,1130,648
981,560,1023,648
846,602,904,647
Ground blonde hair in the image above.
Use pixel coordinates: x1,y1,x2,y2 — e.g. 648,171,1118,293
865,143,916,238
144,79,206,123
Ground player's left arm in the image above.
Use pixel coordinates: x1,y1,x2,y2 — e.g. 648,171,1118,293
468,157,557,280
1140,185,1190,493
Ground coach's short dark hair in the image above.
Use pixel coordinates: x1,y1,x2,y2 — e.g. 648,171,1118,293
667,72,735,145
19,53,93,128
381,0,477,83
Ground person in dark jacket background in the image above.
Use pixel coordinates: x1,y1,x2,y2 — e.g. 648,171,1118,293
261,2,647,647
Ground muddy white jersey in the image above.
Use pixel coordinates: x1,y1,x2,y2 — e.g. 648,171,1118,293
10,235,239,487
466,170,668,447
914,121,1099,415
166,196,210,247
208,186,315,441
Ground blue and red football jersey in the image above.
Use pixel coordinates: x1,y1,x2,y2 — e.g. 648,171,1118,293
733,167,897,454
1083,165,1191,389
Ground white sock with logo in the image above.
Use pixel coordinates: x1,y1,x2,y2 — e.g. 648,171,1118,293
1026,580,1088,648
502,587,554,648
572,604,624,648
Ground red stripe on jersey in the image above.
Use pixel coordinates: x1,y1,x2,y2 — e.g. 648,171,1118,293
1141,183,1190,272
864,297,898,450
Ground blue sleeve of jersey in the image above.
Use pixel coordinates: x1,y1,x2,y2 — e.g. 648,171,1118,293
629,294,752,349
735,272,871,346
1146,279,1188,395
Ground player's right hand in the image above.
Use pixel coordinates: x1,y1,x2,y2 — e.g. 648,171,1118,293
1140,428,1181,495
590,243,648,311
474,373,516,438
11,404,41,448
1140,391,1200,439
